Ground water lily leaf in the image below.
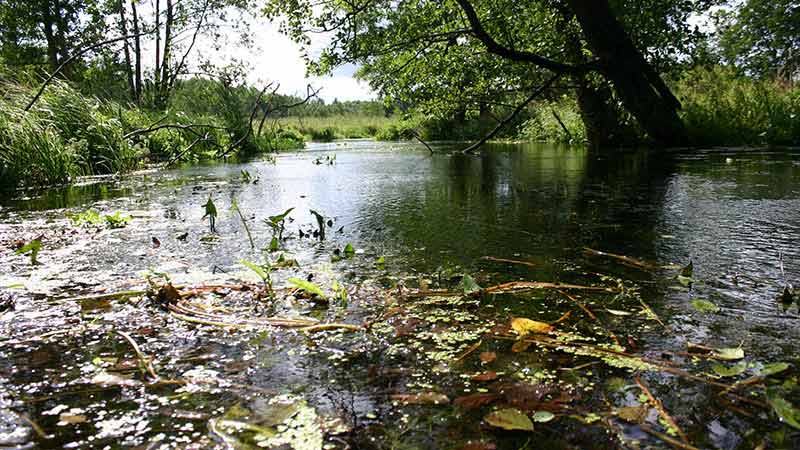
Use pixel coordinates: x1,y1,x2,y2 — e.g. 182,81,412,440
511,318,553,336
760,363,791,377
713,347,745,361
532,411,555,423
483,408,533,431
391,392,449,405
459,274,482,294
767,390,800,430
712,361,748,377
691,299,720,313
288,278,326,299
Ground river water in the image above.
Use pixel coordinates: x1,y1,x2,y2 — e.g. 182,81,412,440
0,141,799,449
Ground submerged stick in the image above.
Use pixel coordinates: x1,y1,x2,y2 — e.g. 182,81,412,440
558,289,620,346
479,281,617,295
583,247,660,271
115,330,159,380
635,375,690,445
638,424,700,450
481,256,537,267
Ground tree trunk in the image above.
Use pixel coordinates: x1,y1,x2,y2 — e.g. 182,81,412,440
154,0,161,91
566,0,687,147
130,0,142,103
118,0,136,101
41,1,59,71
159,0,173,107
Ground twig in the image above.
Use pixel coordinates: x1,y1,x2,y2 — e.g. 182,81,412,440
558,289,620,346
409,129,434,154
635,375,690,445
479,281,617,295
583,247,658,271
299,323,363,333
481,256,536,267
15,412,49,439
115,330,159,380
638,424,700,450
454,340,483,362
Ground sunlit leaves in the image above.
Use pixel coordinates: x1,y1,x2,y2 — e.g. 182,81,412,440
510,318,553,336
483,408,533,431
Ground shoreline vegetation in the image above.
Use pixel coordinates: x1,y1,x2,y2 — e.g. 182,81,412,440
2,66,799,190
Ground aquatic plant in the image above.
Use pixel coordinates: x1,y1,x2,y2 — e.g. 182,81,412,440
202,196,218,233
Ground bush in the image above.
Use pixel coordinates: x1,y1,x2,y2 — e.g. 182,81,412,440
519,97,586,144
675,66,800,146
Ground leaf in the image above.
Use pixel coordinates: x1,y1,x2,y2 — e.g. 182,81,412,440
479,352,496,363
269,237,279,252
241,259,269,282
288,277,326,299
760,363,791,377
459,274,482,294
511,340,533,353
532,411,555,423
766,389,800,430
617,405,649,423
605,309,633,316
268,207,294,224
454,394,500,410
471,371,498,382
344,243,355,257
376,255,386,267
510,318,553,336
691,299,720,313
202,197,217,219
15,239,41,264
483,408,534,432
677,275,694,286
390,392,449,405
712,361,748,377
680,260,693,277
713,347,745,361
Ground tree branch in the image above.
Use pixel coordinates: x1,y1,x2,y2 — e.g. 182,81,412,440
461,72,561,154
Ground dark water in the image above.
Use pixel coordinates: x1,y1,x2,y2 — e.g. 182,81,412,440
1,141,799,449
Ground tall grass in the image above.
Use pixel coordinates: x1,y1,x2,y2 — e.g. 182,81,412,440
675,66,800,146
276,114,400,141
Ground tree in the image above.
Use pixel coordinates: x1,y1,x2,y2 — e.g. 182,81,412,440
265,0,709,148
716,0,800,82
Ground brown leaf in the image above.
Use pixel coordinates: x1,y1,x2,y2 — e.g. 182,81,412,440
479,352,497,363
472,371,499,382
511,318,553,336
454,393,500,410
391,392,450,405
459,442,497,450
58,413,87,424
496,382,554,411
511,340,533,353
617,405,649,424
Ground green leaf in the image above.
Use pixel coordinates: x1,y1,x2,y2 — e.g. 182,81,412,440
767,389,800,430
288,277,326,299
760,363,791,377
269,237,279,252
680,260,693,277
344,243,355,257
268,208,294,224
711,361,748,377
677,275,694,286
713,347,745,361
202,197,217,219
15,239,41,265
375,255,386,267
483,408,533,431
532,411,555,423
459,274,482,294
691,299,720,313
241,259,269,282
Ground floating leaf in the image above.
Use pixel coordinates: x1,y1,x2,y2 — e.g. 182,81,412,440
712,361,748,377
767,389,800,430
459,274,482,294
391,392,449,405
532,411,555,423
511,318,553,336
760,363,791,377
484,408,533,431
691,299,720,313
376,256,386,267
471,371,498,382
605,309,633,316
479,352,496,363
617,405,649,423
454,394,500,410
713,347,745,361
288,277,326,299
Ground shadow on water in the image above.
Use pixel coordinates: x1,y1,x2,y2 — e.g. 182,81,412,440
1,141,799,449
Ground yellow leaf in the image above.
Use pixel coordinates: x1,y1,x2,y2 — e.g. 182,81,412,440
510,318,553,336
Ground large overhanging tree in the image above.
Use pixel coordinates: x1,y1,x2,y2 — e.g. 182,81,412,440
265,0,710,148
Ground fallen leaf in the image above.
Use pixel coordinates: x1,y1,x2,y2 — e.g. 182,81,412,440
90,371,140,387
152,237,161,248
472,371,499,382
617,405,649,423
460,274,482,294
713,347,745,361
511,318,553,336
459,442,497,450
605,309,633,316
532,411,555,423
454,394,500,410
691,299,720,313
59,413,87,424
484,408,534,431
480,352,497,363
391,392,450,405
712,361,749,377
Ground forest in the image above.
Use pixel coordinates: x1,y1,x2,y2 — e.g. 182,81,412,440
1,1,799,449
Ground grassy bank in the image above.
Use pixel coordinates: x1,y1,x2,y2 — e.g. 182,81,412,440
0,80,304,189
275,114,401,141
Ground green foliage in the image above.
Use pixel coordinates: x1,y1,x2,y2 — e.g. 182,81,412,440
287,277,326,299
104,212,131,229
15,239,41,265
520,99,587,144
675,66,800,146
68,209,103,226
202,196,217,233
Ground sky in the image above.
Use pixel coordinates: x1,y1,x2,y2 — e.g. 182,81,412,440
193,16,376,102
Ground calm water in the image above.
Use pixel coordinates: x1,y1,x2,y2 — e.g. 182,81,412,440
1,141,799,449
